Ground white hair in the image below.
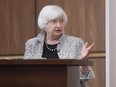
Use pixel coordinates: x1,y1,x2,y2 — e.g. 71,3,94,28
38,5,68,30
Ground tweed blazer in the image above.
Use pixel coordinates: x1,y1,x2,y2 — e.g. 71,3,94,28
24,31,95,87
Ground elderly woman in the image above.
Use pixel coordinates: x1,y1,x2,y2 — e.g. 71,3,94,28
24,5,95,87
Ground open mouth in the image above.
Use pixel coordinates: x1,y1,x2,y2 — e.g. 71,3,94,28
55,29,62,31
55,30,62,33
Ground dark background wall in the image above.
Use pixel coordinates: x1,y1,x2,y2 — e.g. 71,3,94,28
0,0,105,87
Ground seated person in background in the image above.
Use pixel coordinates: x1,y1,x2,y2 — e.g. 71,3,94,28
24,5,95,87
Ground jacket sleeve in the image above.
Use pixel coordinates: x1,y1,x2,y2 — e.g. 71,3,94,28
24,40,34,59
80,67,95,87
76,38,95,87
80,66,95,79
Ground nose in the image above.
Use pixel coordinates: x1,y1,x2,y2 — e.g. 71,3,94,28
56,21,61,28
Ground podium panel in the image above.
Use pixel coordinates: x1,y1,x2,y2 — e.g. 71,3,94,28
0,59,93,87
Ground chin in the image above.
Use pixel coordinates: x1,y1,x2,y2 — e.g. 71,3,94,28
55,33,62,36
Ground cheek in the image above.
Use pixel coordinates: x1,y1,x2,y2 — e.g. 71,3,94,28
45,29,54,34
48,24,55,29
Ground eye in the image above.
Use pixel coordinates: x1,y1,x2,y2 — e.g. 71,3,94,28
52,20,57,23
59,19,63,23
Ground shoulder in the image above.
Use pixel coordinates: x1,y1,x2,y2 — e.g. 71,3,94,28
25,37,40,46
62,35,84,44
25,31,45,46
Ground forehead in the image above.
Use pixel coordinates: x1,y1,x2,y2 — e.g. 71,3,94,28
51,17,64,21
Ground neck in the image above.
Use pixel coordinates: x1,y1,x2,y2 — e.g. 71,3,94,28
45,35,60,45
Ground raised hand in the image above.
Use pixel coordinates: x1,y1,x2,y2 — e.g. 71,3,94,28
81,42,95,60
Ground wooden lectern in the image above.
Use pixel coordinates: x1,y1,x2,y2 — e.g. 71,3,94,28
0,59,93,87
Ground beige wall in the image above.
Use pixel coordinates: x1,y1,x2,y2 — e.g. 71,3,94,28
110,0,116,87
106,0,116,87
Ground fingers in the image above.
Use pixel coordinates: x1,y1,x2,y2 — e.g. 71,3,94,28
91,43,95,49
87,43,95,51
83,42,88,49
81,42,94,59
84,42,95,50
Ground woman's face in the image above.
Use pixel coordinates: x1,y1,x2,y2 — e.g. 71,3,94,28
45,18,65,36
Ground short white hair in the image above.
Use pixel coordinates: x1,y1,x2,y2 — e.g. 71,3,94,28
38,5,68,30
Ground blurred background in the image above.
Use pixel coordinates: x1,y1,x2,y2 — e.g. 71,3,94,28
0,0,105,87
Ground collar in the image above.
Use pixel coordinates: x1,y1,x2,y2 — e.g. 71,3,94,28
36,30,66,44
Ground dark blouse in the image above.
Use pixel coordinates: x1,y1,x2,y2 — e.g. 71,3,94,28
42,42,59,59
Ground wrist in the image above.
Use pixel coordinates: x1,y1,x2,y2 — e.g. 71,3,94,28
80,66,89,75
81,57,89,60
